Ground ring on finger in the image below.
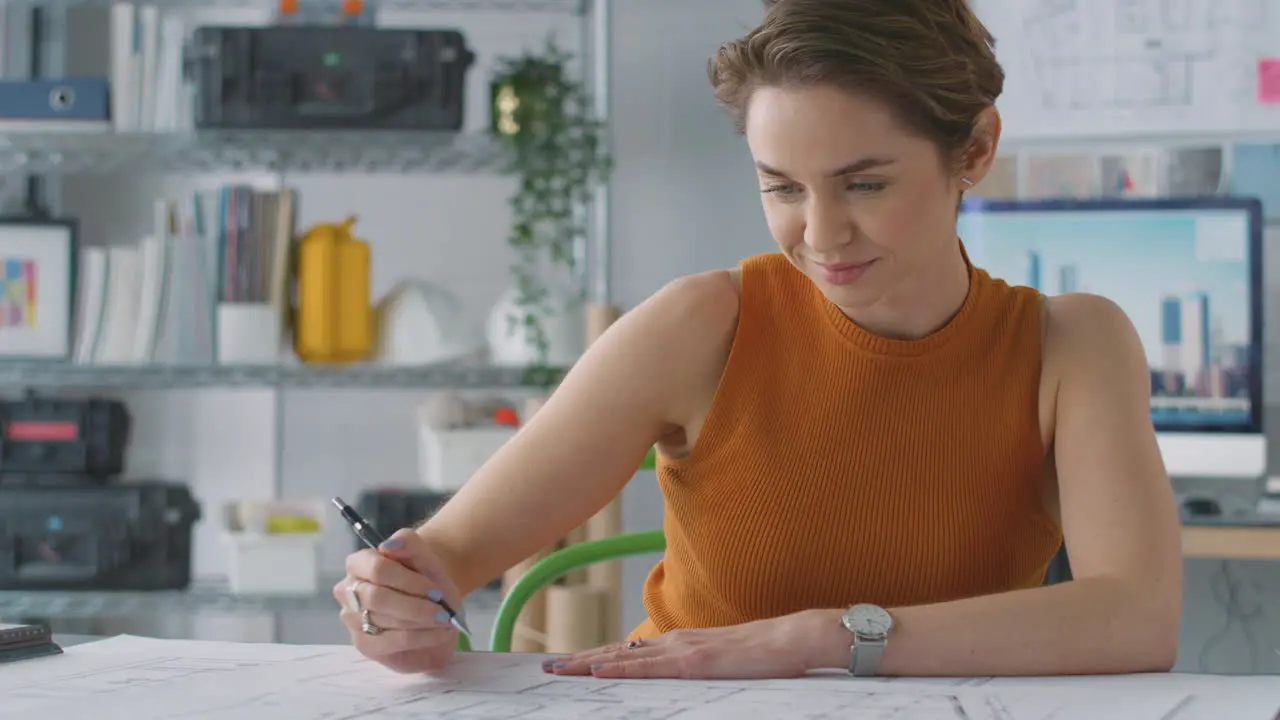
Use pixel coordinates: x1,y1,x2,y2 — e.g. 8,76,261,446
361,609,383,636
345,581,363,614
625,638,643,650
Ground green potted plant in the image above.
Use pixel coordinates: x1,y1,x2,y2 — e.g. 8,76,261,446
489,37,612,388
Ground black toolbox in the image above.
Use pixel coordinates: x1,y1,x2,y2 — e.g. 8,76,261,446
0,480,200,590
0,391,131,479
186,26,475,130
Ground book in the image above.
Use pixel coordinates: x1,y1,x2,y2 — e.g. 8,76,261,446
0,623,62,665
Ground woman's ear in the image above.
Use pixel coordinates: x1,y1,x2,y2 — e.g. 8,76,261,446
956,106,1002,191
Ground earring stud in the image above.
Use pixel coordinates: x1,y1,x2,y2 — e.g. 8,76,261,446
960,177,975,187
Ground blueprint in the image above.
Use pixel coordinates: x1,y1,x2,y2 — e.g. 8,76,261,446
972,0,1280,139
1,635,1278,719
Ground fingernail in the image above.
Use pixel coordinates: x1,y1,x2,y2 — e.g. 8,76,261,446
553,661,567,669
435,610,451,624
541,659,555,672
379,539,403,550
590,664,603,672
427,588,443,602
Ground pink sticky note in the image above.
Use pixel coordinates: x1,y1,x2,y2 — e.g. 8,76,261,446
1260,58,1280,104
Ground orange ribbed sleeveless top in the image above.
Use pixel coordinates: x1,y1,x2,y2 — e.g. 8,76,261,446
632,250,1063,639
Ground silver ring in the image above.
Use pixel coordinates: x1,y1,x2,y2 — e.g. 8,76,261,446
625,639,643,650
345,581,363,614
361,609,383,636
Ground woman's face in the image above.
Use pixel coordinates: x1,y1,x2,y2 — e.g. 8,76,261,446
744,84,993,315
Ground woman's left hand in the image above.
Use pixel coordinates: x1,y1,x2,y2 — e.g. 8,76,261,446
541,610,825,680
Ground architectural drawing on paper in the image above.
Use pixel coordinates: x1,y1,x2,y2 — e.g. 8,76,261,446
1013,0,1271,113
1019,0,1204,110
3,654,1009,720
0,637,1198,720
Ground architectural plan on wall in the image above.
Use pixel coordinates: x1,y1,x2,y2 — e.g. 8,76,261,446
1,635,1280,720
971,0,1280,141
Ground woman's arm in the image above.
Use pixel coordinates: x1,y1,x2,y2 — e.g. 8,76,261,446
415,271,740,597
802,293,1183,676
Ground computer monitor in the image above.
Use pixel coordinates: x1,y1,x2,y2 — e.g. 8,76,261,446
958,197,1265,480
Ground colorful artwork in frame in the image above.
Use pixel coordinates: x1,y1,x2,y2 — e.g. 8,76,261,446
0,219,76,361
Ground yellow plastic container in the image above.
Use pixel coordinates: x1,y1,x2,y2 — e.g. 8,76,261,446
293,215,373,364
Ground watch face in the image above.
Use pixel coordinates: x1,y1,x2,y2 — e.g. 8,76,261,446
845,604,893,636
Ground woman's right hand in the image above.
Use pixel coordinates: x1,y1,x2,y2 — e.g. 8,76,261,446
333,527,464,674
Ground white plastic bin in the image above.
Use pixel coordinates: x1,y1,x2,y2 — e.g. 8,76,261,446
221,500,324,595
216,303,281,364
419,425,517,491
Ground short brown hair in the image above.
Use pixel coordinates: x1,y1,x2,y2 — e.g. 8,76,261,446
708,0,1004,166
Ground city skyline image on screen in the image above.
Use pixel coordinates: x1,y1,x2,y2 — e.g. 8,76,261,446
958,206,1255,431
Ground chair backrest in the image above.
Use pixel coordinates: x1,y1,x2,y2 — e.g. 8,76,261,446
463,523,1066,651
487,529,667,652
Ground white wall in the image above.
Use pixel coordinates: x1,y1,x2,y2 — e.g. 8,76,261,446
52,0,1280,672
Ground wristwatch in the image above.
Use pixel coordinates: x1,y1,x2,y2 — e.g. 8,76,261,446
840,603,894,676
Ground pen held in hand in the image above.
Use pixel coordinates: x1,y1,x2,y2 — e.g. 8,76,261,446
331,497,472,638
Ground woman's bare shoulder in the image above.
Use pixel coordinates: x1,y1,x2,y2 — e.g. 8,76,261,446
643,268,741,329
616,269,742,429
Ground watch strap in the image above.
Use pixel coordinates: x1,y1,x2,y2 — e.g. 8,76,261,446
849,634,885,676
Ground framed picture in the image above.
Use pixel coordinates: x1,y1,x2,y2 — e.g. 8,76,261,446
0,217,77,361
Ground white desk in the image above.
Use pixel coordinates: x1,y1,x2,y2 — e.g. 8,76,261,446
2,634,1276,720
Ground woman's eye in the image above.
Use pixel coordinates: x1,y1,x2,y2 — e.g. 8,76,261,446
849,181,887,193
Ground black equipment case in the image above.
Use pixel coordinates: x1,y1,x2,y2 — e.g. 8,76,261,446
0,480,200,590
187,25,475,130
0,391,131,479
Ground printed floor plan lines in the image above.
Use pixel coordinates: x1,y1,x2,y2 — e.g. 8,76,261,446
1006,0,1280,120
2,636,1275,720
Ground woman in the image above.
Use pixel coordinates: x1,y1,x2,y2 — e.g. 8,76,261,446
335,0,1182,679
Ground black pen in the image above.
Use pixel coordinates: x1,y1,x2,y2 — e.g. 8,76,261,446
331,497,472,638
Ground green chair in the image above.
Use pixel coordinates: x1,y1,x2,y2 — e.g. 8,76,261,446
473,529,666,652
457,450,663,653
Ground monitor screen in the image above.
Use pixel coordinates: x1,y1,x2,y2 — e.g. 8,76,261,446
958,198,1263,435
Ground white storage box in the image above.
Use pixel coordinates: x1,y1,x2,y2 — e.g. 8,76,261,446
419,425,517,491
221,500,325,596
